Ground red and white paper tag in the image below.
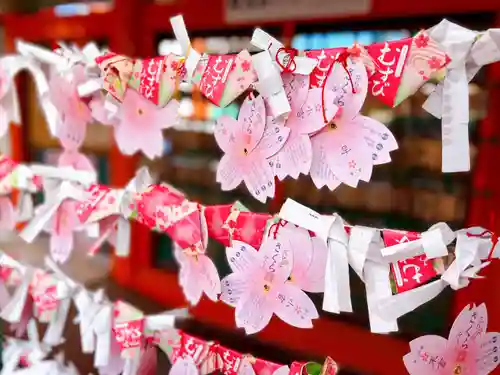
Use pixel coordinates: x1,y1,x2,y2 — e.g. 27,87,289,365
138,56,166,106
367,38,412,106
383,230,439,293
305,48,344,88
199,55,235,106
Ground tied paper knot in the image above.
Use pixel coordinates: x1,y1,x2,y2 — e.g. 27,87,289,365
252,50,291,118
275,47,299,73
170,15,202,83
278,199,352,315
1,320,50,375
73,288,112,369
321,48,358,125
466,229,498,261
375,228,491,327
422,20,500,172
83,167,153,257
95,52,135,101
250,28,316,117
251,28,317,75
19,177,92,245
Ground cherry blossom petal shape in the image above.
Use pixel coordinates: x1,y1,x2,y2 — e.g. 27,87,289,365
273,283,318,328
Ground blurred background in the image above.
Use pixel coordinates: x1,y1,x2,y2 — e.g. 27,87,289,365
1,0,500,374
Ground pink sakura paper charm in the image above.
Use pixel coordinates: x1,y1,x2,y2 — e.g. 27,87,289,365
55,83,95,172
173,240,221,306
276,223,328,293
310,55,397,190
269,74,326,180
113,89,180,160
48,65,93,132
220,234,318,334
171,205,221,305
214,95,290,202
403,303,499,375
50,200,80,263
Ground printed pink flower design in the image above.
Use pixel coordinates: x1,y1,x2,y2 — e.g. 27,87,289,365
428,56,443,70
310,58,397,190
48,65,93,132
403,304,499,375
114,89,180,160
220,235,318,334
173,242,221,306
277,223,328,293
241,60,252,73
214,95,290,203
415,33,430,49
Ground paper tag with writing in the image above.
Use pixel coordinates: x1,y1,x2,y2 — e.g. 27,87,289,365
220,348,243,375
113,301,144,357
113,319,144,350
194,50,256,107
138,56,165,106
305,48,344,88
200,55,235,106
367,38,412,107
383,230,438,293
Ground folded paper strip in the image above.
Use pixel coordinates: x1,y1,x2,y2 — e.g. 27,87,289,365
75,173,499,335
0,252,336,375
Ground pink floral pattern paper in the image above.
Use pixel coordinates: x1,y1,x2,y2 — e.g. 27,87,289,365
403,304,499,374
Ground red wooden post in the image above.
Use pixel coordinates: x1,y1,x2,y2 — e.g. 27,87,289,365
454,12,500,330
109,0,151,285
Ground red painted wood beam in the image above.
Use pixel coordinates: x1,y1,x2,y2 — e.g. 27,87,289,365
3,12,113,42
455,12,500,332
109,0,150,286
144,0,499,32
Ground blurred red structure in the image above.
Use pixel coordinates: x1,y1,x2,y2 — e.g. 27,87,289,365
3,0,500,373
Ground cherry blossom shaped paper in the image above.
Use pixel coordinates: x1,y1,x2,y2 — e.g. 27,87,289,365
50,200,80,263
214,95,290,202
220,235,318,334
310,57,397,189
48,65,93,132
269,74,327,180
276,223,328,293
114,89,180,160
403,303,499,375
173,237,221,306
